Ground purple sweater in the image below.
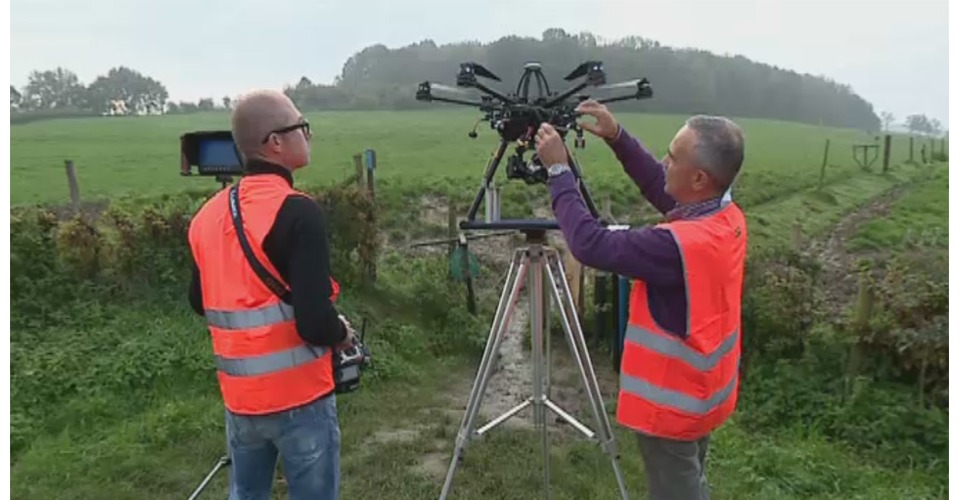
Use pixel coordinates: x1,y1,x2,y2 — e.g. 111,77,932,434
548,127,724,339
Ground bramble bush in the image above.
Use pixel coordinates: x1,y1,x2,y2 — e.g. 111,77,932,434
740,244,825,369
12,182,382,310
849,254,948,406
735,243,947,480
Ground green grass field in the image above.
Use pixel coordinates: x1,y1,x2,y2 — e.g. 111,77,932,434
10,111,949,499
11,110,916,207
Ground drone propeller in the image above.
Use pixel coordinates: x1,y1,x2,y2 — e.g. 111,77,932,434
563,61,605,84
461,62,501,82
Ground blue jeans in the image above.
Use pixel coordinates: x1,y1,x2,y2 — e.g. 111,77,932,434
225,394,341,500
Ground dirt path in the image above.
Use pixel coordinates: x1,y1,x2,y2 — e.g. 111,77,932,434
804,182,913,315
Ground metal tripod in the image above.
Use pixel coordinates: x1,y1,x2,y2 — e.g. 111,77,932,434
187,455,229,500
439,229,629,500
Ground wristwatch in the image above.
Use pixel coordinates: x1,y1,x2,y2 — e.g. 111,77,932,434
547,163,571,177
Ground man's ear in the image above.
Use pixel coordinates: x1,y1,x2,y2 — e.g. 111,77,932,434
692,169,711,192
266,134,282,153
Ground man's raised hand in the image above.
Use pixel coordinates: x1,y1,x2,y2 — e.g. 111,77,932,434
575,100,621,141
535,123,568,167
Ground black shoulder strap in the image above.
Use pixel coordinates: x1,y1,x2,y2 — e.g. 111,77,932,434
229,184,292,303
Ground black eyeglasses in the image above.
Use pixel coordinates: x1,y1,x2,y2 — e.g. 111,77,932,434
261,121,311,143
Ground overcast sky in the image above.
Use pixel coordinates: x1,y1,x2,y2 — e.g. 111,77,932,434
10,0,949,127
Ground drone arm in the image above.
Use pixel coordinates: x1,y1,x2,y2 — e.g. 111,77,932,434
470,82,516,105
426,95,488,107
543,82,588,108
596,93,644,105
595,79,653,105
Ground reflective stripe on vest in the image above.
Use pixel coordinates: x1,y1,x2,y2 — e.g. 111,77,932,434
615,202,747,440
205,302,295,330
620,325,739,415
215,344,329,377
624,324,739,371
205,302,327,377
620,361,738,416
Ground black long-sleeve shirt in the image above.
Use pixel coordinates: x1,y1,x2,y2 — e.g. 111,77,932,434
189,160,347,347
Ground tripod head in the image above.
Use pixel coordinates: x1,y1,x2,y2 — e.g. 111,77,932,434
415,60,654,232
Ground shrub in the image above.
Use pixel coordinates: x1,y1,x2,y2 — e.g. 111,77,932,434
11,184,381,322
740,245,825,370
846,254,948,407
737,249,948,480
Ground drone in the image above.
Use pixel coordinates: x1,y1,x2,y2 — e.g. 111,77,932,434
415,60,653,231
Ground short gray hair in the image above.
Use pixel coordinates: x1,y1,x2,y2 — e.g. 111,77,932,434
685,115,745,191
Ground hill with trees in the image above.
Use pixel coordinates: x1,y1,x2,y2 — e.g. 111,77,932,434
11,29,887,130
289,29,882,130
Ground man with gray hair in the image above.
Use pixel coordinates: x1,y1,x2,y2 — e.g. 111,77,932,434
188,89,351,500
536,100,747,500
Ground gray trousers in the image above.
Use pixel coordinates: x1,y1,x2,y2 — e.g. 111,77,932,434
636,432,711,500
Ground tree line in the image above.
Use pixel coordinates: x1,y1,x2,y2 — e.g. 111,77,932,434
8,66,229,122
11,29,946,134
288,29,883,130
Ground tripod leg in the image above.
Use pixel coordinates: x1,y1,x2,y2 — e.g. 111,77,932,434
187,455,230,500
458,250,522,433
467,140,509,222
546,252,631,500
552,256,619,439
440,251,529,500
544,262,552,402
527,246,551,499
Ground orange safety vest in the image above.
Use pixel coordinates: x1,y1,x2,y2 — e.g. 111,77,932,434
188,174,339,415
616,202,747,440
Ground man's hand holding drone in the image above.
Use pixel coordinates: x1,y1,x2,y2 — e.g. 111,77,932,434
536,99,624,168
534,123,568,167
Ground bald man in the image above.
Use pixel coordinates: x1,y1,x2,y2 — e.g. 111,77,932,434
188,90,350,500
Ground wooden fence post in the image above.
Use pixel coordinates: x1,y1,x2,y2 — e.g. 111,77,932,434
353,154,364,187
64,160,81,214
845,266,873,401
818,139,830,189
909,136,914,162
882,134,892,173
447,200,458,248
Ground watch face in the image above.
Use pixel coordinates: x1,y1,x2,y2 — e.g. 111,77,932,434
549,164,569,177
